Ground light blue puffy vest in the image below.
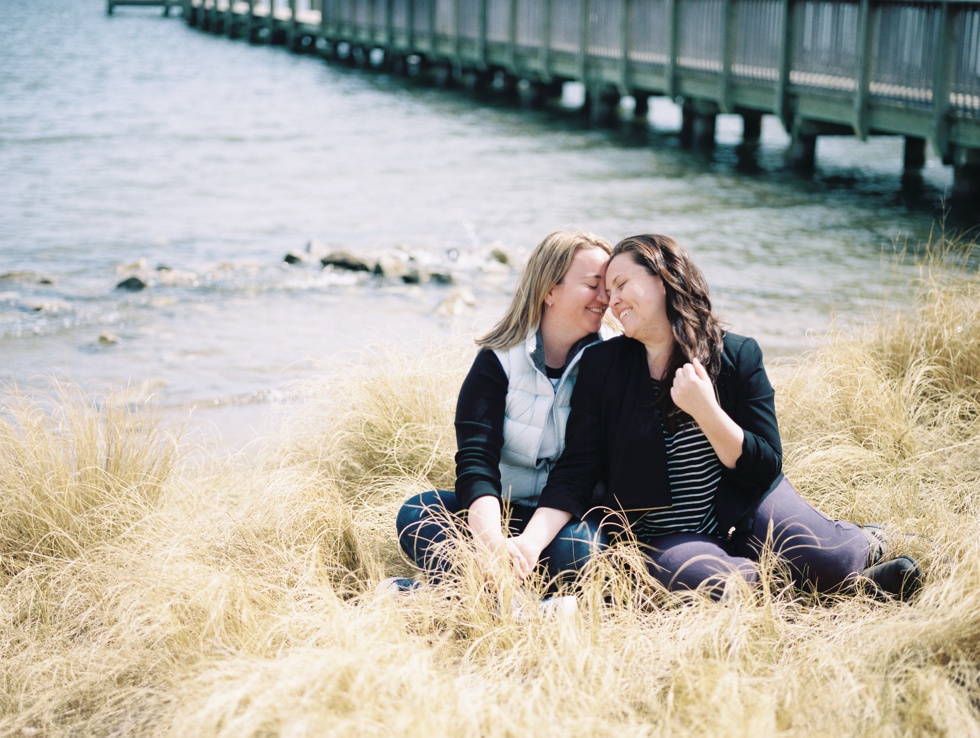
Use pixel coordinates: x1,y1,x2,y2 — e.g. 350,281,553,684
492,331,600,505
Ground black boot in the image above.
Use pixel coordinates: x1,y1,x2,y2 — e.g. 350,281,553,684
859,555,923,601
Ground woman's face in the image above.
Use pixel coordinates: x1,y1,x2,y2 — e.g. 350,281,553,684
544,247,610,338
605,253,670,345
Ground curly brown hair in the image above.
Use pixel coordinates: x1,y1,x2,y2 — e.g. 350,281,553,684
610,234,725,426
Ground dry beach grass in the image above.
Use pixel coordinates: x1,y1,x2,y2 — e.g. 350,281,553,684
1,242,978,736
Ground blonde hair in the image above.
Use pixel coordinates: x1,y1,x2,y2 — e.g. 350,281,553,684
477,229,612,351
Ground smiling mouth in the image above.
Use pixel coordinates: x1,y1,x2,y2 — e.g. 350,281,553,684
587,307,604,314
618,308,632,320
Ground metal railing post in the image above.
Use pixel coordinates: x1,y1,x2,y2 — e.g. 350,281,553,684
428,0,436,55
666,0,678,99
620,0,633,94
386,0,394,47
931,0,955,162
453,0,461,63
509,0,518,72
853,0,873,140
542,0,553,80
775,0,794,127
720,0,735,113
478,0,487,70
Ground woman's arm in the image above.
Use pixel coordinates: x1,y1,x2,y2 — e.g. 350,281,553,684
536,348,608,519
673,336,781,483
515,348,609,565
724,336,782,485
453,350,529,577
511,506,573,571
454,350,508,510
670,357,744,468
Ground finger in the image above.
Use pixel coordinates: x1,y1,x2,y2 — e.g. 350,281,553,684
692,357,709,379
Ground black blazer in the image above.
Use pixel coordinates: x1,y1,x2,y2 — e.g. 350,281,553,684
537,333,783,536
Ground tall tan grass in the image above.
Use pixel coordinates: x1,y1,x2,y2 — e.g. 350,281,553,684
0,385,176,571
1,242,978,736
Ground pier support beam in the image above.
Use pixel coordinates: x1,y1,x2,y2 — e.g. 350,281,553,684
519,79,563,110
741,110,763,146
788,119,817,172
632,93,650,125
432,62,458,89
903,136,927,173
680,100,718,149
491,71,520,102
585,84,621,128
386,52,409,76
952,147,980,206
901,136,927,190
462,70,493,95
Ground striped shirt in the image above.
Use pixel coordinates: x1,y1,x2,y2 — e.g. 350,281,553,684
633,385,721,542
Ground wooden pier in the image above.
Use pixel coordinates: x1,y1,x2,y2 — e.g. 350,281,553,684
173,0,980,203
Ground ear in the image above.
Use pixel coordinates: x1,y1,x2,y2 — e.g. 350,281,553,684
544,287,556,308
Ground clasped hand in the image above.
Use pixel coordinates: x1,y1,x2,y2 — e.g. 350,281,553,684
476,535,537,586
669,357,717,419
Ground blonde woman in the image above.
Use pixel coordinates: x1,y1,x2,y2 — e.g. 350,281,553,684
387,230,613,594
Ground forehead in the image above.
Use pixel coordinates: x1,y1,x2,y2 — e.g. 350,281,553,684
606,253,646,279
564,247,609,278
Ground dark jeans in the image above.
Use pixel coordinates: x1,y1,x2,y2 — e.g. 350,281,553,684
640,476,871,598
395,489,609,593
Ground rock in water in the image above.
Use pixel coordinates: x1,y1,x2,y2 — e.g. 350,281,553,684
116,276,148,291
320,250,373,272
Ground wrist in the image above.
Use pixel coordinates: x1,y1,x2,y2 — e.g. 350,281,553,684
519,528,549,557
472,527,506,551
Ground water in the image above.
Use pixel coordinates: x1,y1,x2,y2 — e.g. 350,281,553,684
1,0,968,450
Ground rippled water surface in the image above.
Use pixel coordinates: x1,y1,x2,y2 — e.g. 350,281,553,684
1,0,967,449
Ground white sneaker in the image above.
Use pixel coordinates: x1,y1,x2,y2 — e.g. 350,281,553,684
505,593,578,621
376,577,423,596
539,595,578,616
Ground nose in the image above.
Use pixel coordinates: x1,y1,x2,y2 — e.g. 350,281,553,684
596,282,609,305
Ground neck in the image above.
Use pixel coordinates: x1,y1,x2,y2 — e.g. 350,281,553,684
643,339,674,380
540,322,579,369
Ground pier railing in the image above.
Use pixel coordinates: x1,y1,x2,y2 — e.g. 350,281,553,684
315,0,979,149
182,0,980,197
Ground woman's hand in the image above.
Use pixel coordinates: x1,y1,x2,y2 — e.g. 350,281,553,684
506,538,534,580
471,527,532,585
670,357,718,421
510,534,542,577
670,357,745,468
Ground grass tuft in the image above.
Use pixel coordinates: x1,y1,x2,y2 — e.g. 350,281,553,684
0,384,177,571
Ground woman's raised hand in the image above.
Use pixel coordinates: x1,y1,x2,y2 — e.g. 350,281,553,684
670,357,717,420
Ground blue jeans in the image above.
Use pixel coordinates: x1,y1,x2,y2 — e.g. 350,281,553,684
395,489,609,593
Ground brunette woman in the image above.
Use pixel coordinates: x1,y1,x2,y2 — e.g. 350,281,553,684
513,234,922,601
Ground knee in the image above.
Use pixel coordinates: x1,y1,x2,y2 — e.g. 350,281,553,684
395,489,445,535
652,553,759,599
548,518,610,572
568,518,610,561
